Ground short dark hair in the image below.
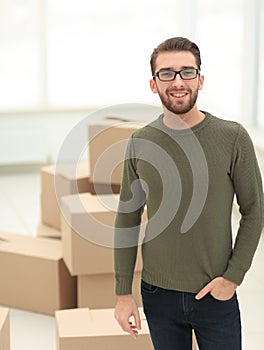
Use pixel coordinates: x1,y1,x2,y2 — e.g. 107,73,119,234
150,37,202,75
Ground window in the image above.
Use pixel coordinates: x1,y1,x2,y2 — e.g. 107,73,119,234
0,0,263,126
0,0,183,110
0,0,41,109
194,0,244,121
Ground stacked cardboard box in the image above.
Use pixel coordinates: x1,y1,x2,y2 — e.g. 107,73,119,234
0,308,10,350
39,118,141,234
89,120,143,187
0,232,76,315
60,192,145,308
55,307,152,350
35,120,145,312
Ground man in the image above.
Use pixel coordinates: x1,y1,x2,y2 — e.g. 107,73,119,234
114,37,263,349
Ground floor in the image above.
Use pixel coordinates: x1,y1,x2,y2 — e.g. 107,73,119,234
0,169,263,349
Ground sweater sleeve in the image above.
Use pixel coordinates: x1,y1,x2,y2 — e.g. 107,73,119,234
223,125,264,285
114,136,146,295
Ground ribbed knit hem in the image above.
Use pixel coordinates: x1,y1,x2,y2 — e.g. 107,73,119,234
141,269,205,294
115,275,133,295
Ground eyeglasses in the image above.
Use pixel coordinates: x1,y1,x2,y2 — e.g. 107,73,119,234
153,68,200,81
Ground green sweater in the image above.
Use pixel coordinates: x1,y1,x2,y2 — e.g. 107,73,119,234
114,112,263,295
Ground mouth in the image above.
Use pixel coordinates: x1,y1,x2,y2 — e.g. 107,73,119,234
169,91,188,99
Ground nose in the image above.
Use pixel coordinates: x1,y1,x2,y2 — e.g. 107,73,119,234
171,73,184,87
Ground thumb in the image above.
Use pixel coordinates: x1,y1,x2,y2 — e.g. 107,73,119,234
195,281,212,300
133,309,141,330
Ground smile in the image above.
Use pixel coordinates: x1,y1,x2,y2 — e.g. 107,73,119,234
170,92,188,98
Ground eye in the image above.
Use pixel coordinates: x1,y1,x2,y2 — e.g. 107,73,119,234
159,71,174,79
181,69,196,78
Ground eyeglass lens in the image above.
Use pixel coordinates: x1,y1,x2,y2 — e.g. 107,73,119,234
157,68,198,81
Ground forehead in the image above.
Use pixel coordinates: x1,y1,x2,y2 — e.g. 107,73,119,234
155,51,197,71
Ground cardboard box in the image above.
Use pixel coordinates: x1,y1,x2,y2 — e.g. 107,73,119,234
0,232,77,315
89,120,143,185
56,307,152,350
78,271,142,309
41,162,91,230
37,221,61,239
0,308,10,350
61,192,146,276
61,192,117,276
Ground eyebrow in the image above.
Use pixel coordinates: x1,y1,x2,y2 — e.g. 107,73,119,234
158,66,196,71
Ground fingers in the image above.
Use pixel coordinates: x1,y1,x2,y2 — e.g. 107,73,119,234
128,321,140,339
195,285,210,300
195,277,237,301
114,298,141,339
115,315,140,339
120,320,138,339
195,280,214,300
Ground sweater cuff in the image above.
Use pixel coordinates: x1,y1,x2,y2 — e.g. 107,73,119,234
115,275,134,295
222,265,247,286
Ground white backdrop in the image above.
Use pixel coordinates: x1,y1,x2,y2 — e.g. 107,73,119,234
0,0,263,128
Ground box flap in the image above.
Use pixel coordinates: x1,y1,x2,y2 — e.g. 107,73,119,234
0,232,62,260
61,193,119,214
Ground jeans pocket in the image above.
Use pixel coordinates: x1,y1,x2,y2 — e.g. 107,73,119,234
209,291,236,303
141,280,159,294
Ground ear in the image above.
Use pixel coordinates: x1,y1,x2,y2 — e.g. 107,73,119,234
150,79,158,94
198,74,204,90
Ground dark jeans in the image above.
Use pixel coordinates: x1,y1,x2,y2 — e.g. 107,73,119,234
141,280,242,350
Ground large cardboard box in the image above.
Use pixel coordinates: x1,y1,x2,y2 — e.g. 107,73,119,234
56,307,152,350
0,232,77,315
77,271,142,309
0,308,10,350
61,192,146,276
89,120,143,185
41,162,91,230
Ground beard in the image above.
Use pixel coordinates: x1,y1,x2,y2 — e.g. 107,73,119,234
157,85,199,115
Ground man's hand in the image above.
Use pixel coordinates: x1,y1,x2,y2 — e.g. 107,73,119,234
195,277,237,301
114,294,141,339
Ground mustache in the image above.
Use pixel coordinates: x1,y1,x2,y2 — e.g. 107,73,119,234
167,88,190,94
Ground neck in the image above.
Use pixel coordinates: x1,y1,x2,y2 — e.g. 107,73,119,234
162,107,205,130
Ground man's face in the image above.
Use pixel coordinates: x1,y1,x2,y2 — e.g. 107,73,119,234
150,51,204,115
